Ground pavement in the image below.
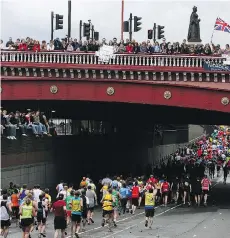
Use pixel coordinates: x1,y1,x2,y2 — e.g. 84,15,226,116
8,176,230,238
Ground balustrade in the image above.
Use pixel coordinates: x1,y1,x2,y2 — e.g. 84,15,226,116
0,51,226,68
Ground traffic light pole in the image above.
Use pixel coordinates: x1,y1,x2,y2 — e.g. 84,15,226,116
51,11,54,41
91,25,94,40
79,20,82,41
68,0,72,38
153,23,156,43
129,13,132,42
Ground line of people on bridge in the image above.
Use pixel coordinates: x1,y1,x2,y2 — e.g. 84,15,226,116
0,126,230,237
1,37,230,56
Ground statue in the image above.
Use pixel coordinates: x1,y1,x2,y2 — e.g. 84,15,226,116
187,6,202,42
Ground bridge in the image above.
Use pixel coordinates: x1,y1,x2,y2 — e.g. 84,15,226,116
1,51,230,115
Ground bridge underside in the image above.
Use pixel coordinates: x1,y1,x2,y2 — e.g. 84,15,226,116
2,100,230,125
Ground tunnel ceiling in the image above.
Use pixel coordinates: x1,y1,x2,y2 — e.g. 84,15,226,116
2,100,230,125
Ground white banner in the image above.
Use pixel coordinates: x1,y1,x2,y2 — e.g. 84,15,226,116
95,45,117,63
222,54,230,65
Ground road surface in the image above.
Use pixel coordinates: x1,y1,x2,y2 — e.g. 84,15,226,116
8,176,230,238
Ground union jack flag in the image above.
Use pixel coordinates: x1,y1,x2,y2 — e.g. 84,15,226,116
214,17,230,33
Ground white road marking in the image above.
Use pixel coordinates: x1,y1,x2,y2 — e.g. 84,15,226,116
66,206,160,237
101,204,182,238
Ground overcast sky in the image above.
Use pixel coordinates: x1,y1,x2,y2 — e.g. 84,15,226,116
1,0,230,46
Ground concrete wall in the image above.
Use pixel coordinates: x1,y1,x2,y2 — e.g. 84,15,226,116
1,162,57,189
148,125,205,165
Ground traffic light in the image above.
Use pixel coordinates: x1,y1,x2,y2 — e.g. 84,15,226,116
134,16,142,32
83,23,90,37
123,21,129,32
148,29,153,39
157,25,165,39
55,14,63,30
94,32,99,41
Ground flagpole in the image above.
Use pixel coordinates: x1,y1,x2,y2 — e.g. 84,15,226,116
211,17,217,44
210,29,215,44
121,0,124,41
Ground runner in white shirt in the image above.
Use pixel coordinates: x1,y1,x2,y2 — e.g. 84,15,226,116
33,185,42,202
57,185,69,200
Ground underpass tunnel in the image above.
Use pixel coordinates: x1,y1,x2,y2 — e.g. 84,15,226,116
2,100,230,188
53,123,153,185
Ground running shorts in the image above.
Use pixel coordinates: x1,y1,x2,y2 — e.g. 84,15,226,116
54,216,67,230
71,214,82,223
132,198,139,207
145,208,155,217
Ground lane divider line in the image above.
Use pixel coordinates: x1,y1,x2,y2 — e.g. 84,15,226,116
101,204,182,238
66,205,160,237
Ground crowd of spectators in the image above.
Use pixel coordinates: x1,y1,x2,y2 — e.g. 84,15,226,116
1,109,52,139
1,37,230,55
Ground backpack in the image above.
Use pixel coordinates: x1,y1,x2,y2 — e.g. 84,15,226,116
0,201,10,220
37,201,45,216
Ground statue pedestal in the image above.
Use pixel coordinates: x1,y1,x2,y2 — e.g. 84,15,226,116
187,41,203,46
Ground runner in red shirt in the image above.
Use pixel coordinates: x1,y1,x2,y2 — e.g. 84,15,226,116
51,194,67,238
161,178,170,206
147,175,156,184
131,182,139,215
201,175,211,206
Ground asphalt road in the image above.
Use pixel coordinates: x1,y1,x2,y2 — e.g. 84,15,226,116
8,176,230,238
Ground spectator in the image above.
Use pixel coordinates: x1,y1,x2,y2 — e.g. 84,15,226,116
124,39,130,46
18,39,28,51
80,41,88,52
25,111,40,137
33,111,47,135
133,42,140,54
180,39,189,54
140,42,148,53
118,43,126,53
47,40,54,51
146,42,153,53
54,38,63,50
113,43,119,53
15,111,27,136
203,44,212,55
223,44,230,54
90,41,99,51
126,42,133,53
6,37,14,47
167,43,174,54
173,42,181,54
153,42,161,53
41,40,47,50
2,111,17,140
66,43,74,51
0,39,4,49
40,112,51,136
33,40,41,52
1,36,228,56
160,38,168,53
26,39,33,51
72,39,80,51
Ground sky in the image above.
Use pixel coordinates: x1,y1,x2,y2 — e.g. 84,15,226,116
1,0,230,46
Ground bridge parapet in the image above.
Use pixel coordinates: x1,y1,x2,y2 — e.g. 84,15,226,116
1,51,226,68
1,63,230,83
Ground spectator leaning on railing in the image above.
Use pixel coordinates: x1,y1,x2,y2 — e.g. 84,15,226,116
1,36,229,55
